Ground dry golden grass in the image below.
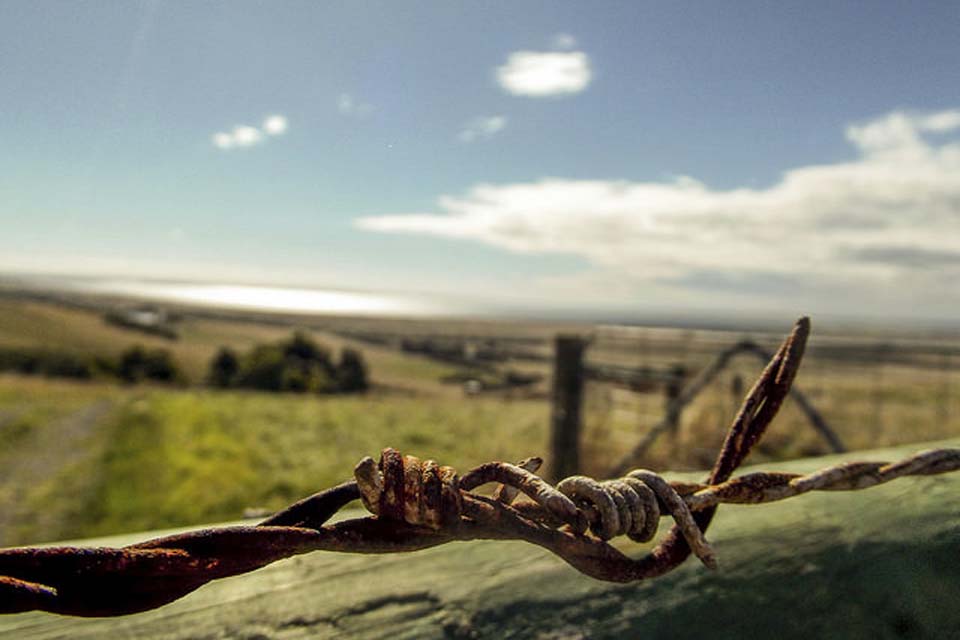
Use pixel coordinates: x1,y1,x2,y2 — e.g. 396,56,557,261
580,355,960,476
0,299,467,391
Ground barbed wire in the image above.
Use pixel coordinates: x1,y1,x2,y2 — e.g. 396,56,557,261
1,317,958,618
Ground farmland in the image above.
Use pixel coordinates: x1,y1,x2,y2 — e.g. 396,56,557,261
0,292,958,546
0,294,553,545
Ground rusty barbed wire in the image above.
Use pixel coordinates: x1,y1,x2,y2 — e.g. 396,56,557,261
1,317,958,618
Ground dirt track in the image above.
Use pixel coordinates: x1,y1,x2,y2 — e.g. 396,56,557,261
0,399,113,546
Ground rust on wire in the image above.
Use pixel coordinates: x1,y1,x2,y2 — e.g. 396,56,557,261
1,317,959,618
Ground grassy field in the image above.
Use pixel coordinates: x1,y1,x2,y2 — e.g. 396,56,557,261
0,297,470,391
0,296,553,544
0,375,546,545
1,294,958,547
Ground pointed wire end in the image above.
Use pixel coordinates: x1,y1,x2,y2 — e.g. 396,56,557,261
354,456,382,514
774,316,812,386
702,553,719,571
690,537,718,570
791,316,811,345
517,456,543,473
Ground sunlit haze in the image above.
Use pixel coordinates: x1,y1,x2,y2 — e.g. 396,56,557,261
69,280,450,317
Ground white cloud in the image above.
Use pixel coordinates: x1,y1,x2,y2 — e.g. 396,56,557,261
232,125,263,147
920,110,960,132
496,50,591,97
211,114,288,150
263,114,288,135
211,132,235,149
458,115,507,143
552,33,577,50
845,110,960,158
357,109,960,316
338,93,374,117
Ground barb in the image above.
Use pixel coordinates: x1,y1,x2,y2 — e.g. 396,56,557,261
1,318,957,618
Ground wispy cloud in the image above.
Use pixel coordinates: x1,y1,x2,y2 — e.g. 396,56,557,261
357,109,960,314
458,115,507,143
337,93,374,117
211,114,288,150
551,33,577,50
212,127,259,150
496,50,591,97
211,132,236,150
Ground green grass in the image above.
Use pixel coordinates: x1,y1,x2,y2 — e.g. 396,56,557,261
3,350,950,546
0,298,537,544
0,376,546,543
0,376,123,545
2,296,959,549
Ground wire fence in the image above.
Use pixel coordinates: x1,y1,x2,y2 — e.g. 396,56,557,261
578,322,960,475
3,318,959,618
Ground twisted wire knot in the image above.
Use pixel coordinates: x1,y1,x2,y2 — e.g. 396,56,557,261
354,448,718,569
355,449,462,529
355,448,585,531
556,471,717,568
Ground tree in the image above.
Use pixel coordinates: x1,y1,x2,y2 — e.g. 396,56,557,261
118,346,180,383
221,332,368,394
142,349,178,381
280,359,335,393
235,345,287,391
283,331,331,366
208,347,239,388
118,346,147,383
336,348,369,392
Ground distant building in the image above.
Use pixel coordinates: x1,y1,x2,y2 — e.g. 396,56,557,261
124,306,167,328
104,305,177,339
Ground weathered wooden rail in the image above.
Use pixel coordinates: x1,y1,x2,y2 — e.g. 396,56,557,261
3,438,958,639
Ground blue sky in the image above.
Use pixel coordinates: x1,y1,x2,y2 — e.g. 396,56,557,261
2,2,959,321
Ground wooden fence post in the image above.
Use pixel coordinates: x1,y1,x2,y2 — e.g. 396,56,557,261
663,364,687,438
551,334,585,481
